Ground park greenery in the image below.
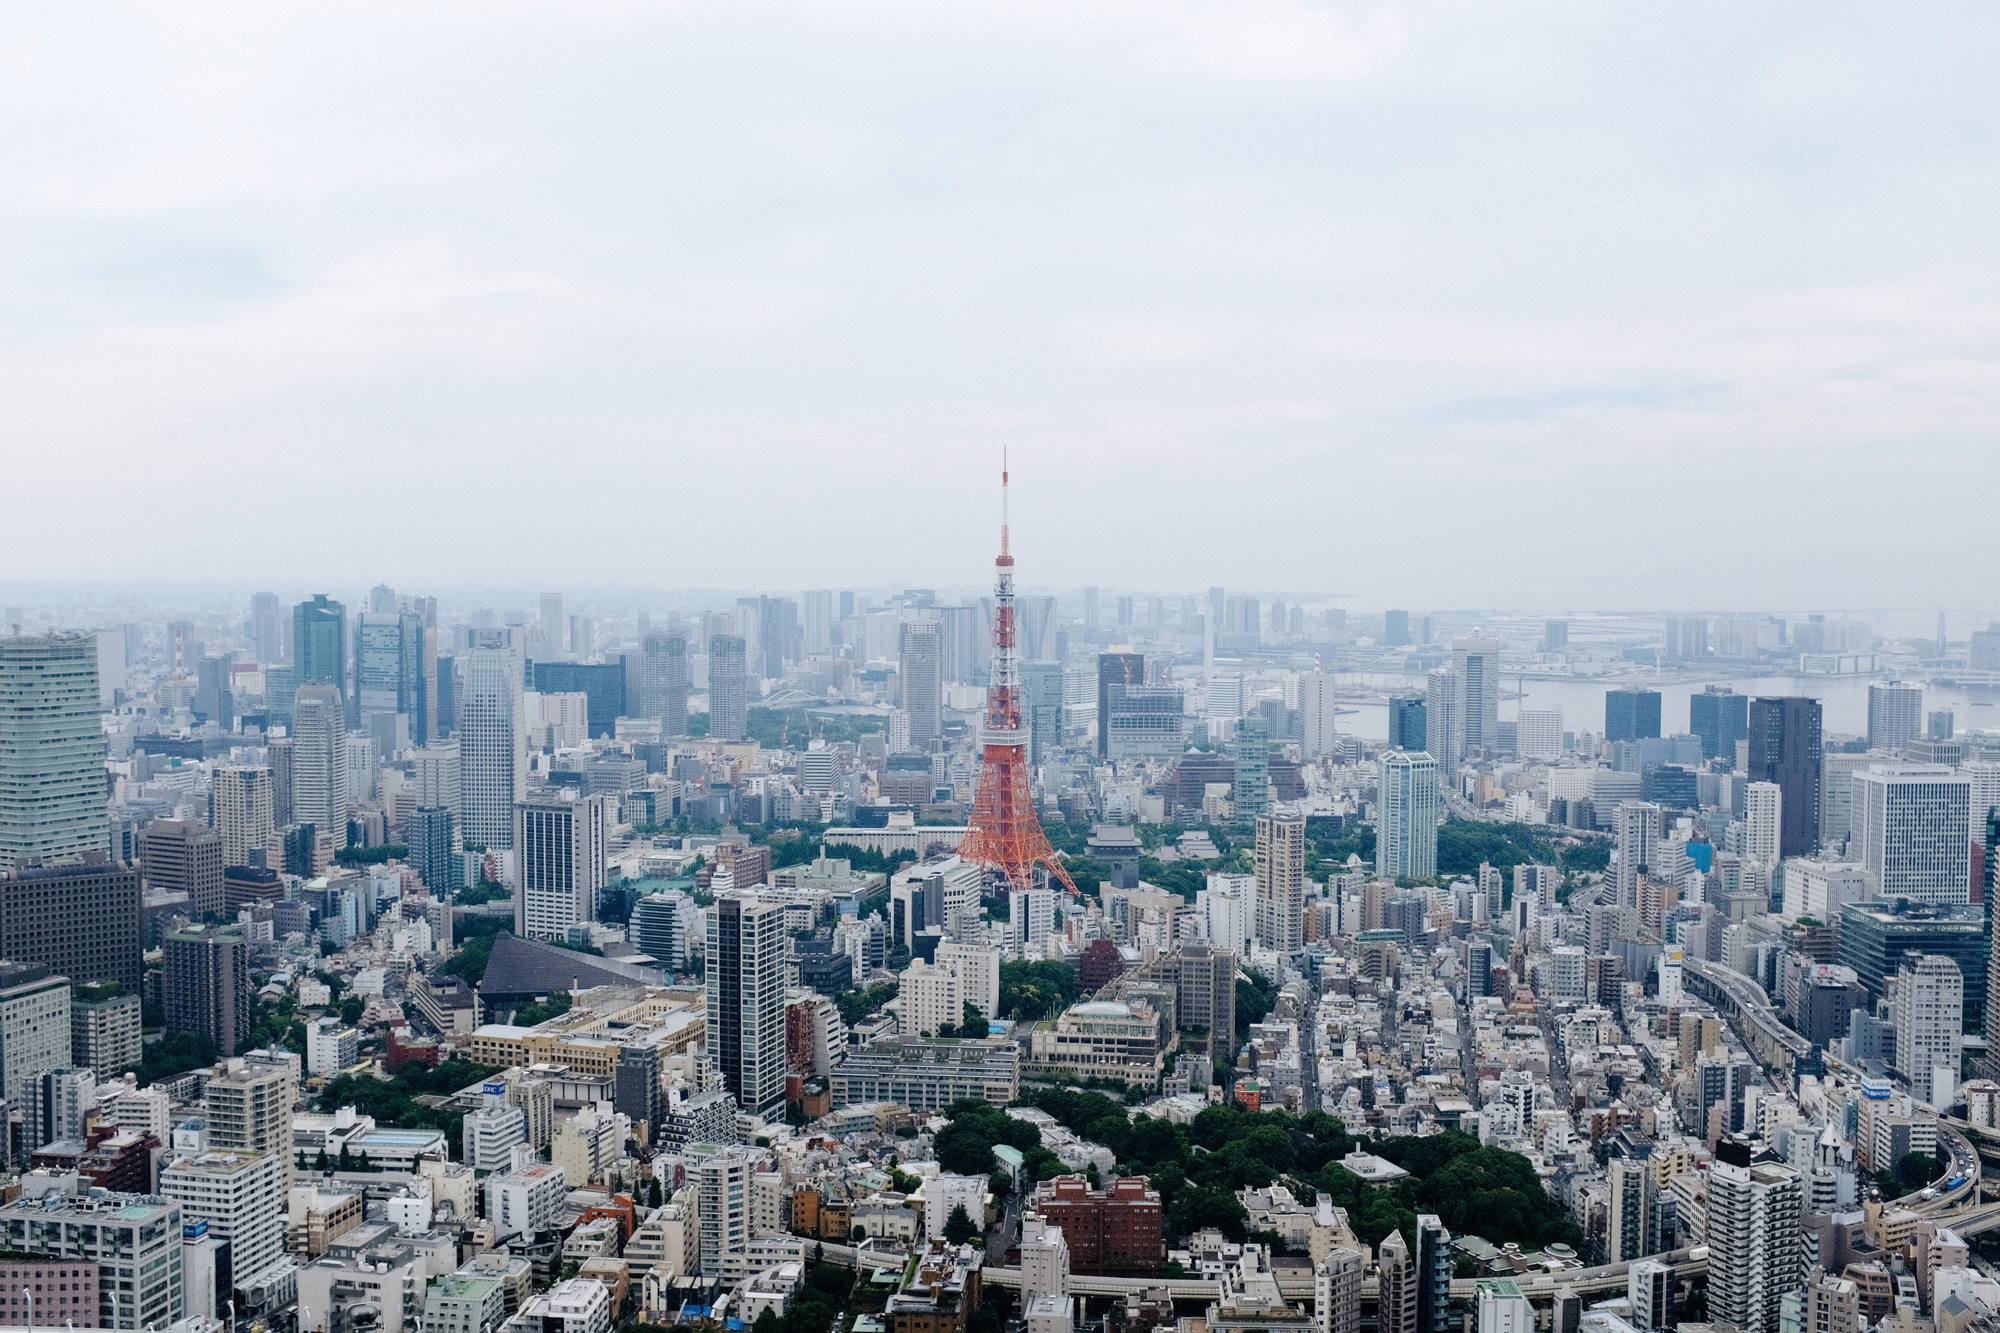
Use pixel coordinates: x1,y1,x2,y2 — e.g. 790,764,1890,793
334,843,409,866
999,960,1080,1022
834,982,899,1027
938,1093,1580,1257
317,1058,502,1153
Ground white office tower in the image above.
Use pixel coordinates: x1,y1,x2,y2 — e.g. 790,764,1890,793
161,1150,287,1296
802,591,833,656
461,646,526,851
937,942,1001,1018
1424,667,1459,769
1377,751,1439,880
0,633,110,871
1893,954,1963,1103
1200,874,1253,953
1315,1240,1365,1333
1658,947,1684,1007
1206,673,1245,719
1254,812,1306,953
539,592,566,652
1629,1261,1675,1331
1477,1279,1532,1333
1868,681,1924,753
694,1148,757,1277
1516,710,1563,762
1613,801,1660,909
291,683,350,850
1299,671,1338,758
1452,636,1502,757
413,739,463,827
514,790,610,940
1851,765,1974,904
1008,887,1057,961
899,958,962,1036
706,893,786,1116
212,765,275,868
1020,1214,1072,1333
1706,1141,1803,1333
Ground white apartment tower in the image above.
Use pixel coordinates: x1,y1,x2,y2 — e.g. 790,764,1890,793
1020,1214,1072,1333
1893,954,1963,1100
1614,801,1660,910
1517,710,1563,761
899,959,962,1036
1377,750,1439,880
1008,886,1057,961
1745,782,1783,876
212,765,276,868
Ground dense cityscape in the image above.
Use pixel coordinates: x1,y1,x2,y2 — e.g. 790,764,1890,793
0,478,1997,1333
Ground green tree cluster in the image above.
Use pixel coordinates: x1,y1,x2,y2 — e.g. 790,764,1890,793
334,843,409,866
511,991,572,1027
1137,856,1206,902
936,1100,1065,1182
126,1030,218,1084
834,982,899,1027
999,961,1079,1022
316,1059,503,1155
457,881,513,906
1234,967,1278,1043
935,1001,991,1040
442,914,512,985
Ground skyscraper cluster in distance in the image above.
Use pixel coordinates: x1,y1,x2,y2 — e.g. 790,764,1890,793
6,504,2000,1333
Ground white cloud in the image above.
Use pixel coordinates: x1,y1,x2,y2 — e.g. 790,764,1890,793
0,1,1996,611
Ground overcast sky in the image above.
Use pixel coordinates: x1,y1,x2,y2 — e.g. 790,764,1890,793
4,3,1997,612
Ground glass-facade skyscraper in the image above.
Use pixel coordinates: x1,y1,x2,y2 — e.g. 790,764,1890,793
1749,696,1824,856
0,634,109,872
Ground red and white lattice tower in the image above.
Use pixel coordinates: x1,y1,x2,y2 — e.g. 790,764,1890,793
957,457,1079,898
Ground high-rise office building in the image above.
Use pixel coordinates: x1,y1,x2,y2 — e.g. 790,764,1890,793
0,861,142,993
413,739,462,828
1690,686,1748,762
1748,697,1823,856
802,591,833,656
1389,695,1427,751
901,622,943,749
0,634,110,872
212,766,275,868
164,924,252,1057
143,819,225,919
1892,953,1962,1096
292,595,347,698
1382,611,1412,649
461,646,526,850
1544,619,1568,651
250,592,283,664
514,790,610,940
706,893,785,1117
1095,652,1144,760
1517,710,1562,761
1082,587,1099,632
1452,637,1501,756
161,1150,286,1295
640,631,689,736
1233,718,1269,828
1851,765,1973,905
1377,751,1439,880
538,592,566,654
758,596,799,678
1023,662,1064,765
1868,681,1924,753
1299,671,1337,758
1254,812,1305,954
1706,1139,1802,1333
290,683,349,851
708,636,748,742
407,806,455,896
357,611,405,720
1605,687,1663,743
0,962,71,1108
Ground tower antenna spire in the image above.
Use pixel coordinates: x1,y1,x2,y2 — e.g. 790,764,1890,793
1001,447,1009,559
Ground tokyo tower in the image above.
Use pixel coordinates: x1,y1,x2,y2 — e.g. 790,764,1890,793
957,457,1079,898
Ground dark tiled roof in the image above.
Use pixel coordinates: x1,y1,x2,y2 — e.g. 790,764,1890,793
475,933,666,999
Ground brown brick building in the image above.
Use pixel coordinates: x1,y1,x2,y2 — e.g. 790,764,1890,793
1032,1175,1164,1275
